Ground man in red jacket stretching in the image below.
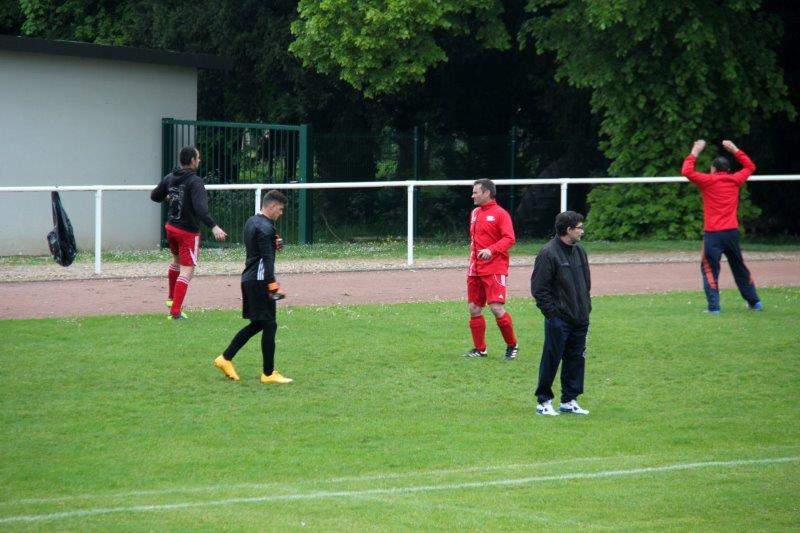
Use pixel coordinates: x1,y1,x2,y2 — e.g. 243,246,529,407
464,179,519,360
681,139,762,314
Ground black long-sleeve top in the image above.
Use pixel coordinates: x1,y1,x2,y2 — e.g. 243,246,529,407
530,237,592,326
241,213,277,283
150,168,216,233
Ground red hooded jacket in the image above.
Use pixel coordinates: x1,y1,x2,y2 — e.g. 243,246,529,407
681,150,756,232
468,200,515,276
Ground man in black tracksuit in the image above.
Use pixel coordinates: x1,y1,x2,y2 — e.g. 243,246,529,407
213,189,293,384
150,146,227,319
531,211,591,416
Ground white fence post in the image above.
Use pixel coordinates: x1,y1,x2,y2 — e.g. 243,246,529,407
94,189,102,274
254,188,262,215
560,181,568,213
407,184,414,266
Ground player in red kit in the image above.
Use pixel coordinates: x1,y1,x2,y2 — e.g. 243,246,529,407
681,140,761,314
464,179,519,360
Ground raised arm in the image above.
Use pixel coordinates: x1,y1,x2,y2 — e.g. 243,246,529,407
681,140,713,186
723,140,756,185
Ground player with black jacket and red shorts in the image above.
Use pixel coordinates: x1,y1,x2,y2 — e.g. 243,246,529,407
214,189,293,384
681,140,761,314
151,146,227,319
464,179,519,360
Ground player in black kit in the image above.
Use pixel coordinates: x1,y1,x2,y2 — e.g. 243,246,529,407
214,190,292,384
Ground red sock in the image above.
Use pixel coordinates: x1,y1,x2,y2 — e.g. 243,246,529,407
168,265,180,299
171,276,189,315
496,312,517,347
469,315,487,351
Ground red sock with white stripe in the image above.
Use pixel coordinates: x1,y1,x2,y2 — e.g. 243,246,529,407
469,315,487,351
496,311,517,347
171,276,190,316
168,264,180,299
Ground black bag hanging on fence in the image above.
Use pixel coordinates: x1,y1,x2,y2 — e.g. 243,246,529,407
46,191,77,267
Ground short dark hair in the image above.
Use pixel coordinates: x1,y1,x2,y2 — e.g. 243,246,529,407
555,211,584,236
179,146,198,166
473,179,496,198
712,156,730,172
262,189,288,207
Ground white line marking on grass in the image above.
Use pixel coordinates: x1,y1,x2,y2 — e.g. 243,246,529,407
7,445,800,507
2,454,643,506
0,456,796,524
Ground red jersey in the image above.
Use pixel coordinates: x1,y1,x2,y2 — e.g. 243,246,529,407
468,200,515,276
681,150,756,232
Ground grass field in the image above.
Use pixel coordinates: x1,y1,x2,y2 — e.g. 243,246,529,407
1,237,798,265
1,288,799,529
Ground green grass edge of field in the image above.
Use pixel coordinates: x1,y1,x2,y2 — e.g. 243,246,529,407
2,237,799,266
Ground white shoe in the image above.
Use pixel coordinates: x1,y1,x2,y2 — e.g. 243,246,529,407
536,401,559,416
559,400,589,415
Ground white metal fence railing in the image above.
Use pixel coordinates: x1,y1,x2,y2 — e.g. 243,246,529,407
2,175,799,273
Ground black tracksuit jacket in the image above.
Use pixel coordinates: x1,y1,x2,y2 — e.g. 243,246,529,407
241,214,277,283
150,168,217,233
530,237,592,326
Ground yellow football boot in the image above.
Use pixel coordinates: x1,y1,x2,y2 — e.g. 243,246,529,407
260,371,293,384
214,355,240,381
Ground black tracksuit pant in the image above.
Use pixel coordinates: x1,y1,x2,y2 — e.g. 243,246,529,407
222,320,277,375
535,316,588,404
701,229,760,311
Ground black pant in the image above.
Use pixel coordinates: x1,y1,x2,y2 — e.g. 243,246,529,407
535,316,588,404
223,319,277,375
701,229,760,311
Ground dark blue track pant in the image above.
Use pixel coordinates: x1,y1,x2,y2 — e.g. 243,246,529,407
701,229,760,311
535,316,588,404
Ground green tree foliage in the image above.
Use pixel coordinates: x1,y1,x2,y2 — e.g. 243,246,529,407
521,0,794,238
585,180,761,240
289,0,511,97
19,0,142,44
0,0,24,33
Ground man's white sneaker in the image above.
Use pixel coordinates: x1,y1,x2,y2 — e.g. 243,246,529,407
536,401,559,416
559,400,589,415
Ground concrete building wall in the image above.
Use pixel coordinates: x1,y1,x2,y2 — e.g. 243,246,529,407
0,49,197,255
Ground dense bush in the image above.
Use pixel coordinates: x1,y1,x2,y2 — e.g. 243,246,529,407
587,183,761,240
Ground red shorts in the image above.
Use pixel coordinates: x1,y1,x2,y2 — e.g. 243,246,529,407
467,274,508,306
165,224,201,266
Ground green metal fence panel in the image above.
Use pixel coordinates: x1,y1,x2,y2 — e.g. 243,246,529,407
298,124,313,244
160,118,174,247
310,130,414,242
159,124,594,244
160,119,308,247
308,127,585,240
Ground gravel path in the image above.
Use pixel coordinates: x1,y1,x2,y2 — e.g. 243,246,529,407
1,251,798,282
1,253,798,319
